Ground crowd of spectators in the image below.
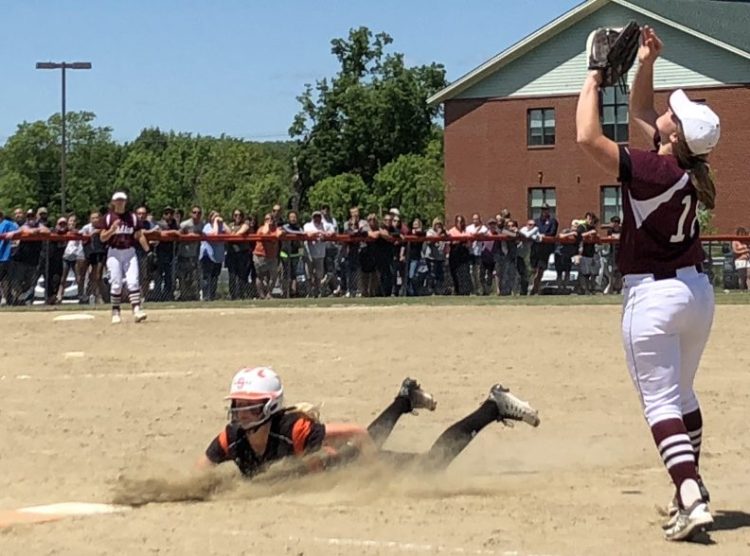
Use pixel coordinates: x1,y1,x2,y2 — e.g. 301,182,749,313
1,201,748,305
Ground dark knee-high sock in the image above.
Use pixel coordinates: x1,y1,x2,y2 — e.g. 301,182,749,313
367,396,411,448
683,409,703,471
111,292,121,312
421,400,499,472
651,419,700,507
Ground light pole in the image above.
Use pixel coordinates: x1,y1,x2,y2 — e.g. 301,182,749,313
36,61,92,215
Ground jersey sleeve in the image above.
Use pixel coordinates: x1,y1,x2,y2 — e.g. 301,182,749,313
290,417,326,455
204,427,231,464
618,146,686,200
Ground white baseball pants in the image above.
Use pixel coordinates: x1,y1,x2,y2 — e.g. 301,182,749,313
621,266,714,427
106,247,139,296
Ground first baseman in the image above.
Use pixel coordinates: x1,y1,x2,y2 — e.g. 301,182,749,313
98,191,150,324
577,26,721,541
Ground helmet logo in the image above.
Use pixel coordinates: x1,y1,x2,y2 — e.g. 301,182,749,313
256,368,266,378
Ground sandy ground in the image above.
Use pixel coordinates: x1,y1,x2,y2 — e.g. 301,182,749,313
0,304,749,556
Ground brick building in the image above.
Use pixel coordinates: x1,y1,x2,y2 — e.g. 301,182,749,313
429,0,750,232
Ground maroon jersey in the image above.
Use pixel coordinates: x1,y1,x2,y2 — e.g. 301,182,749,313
97,211,141,249
617,145,704,276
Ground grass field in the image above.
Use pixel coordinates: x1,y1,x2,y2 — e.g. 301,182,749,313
1,300,749,555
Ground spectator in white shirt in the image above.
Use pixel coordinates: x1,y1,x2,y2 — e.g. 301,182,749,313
465,213,488,295
303,211,334,297
517,220,541,295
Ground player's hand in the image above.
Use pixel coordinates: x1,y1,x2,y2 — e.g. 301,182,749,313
109,221,120,232
638,25,662,65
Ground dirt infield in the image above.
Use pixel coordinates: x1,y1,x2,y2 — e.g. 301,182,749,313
1,304,749,555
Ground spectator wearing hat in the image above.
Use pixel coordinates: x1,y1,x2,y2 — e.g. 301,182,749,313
153,206,179,301
516,219,540,295
576,212,599,295
530,203,558,295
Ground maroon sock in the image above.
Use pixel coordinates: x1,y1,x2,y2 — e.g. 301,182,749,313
651,418,698,503
682,409,703,470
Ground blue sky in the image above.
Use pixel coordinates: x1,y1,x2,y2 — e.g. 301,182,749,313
0,0,580,144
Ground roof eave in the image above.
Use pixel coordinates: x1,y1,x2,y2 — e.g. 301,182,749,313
427,0,607,105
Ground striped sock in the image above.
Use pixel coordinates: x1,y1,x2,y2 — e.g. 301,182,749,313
652,418,700,507
129,290,141,308
683,409,703,469
111,293,121,312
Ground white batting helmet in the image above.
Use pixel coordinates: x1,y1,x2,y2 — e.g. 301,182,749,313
226,367,284,429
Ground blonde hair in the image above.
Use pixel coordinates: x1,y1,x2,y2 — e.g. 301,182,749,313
673,126,716,210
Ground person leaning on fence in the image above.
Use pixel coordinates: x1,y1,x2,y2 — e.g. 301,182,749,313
517,220,540,296
448,215,472,296
732,227,750,290
79,211,107,304
11,209,49,305
424,218,447,295
482,219,502,295
199,211,228,302
466,213,488,295
0,209,19,305
404,218,427,296
499,219,520,296
226,209,253,300
254,213,283,300
153,207,179,302
281,210,305,298
177,206,204,301
135,206,158,300
603,216,623,295
303,211,334,298
576,212,600,295
45,217,69,305
61,214,85,303
342,207,367,298
530,203,558,295
555,223,579,294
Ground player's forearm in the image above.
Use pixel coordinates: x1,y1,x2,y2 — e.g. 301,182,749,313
630,61,656,118
576,73,603,144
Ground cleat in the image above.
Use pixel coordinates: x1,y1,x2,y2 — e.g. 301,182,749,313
133,307,147,323
489,384,540,427
665,476,710,519
664,501,713,541
399,378,437,412
111,312,122,325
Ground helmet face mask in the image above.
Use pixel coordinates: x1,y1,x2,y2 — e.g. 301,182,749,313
225,367,284,431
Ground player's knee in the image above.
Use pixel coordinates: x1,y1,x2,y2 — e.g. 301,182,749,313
644,404,682,427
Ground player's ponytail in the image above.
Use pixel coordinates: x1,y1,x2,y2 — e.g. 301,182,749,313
674,128,716,210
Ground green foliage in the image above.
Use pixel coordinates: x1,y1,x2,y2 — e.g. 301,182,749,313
307,173,371,220
372,153,445,222
697,207,716,235
289,26,447,207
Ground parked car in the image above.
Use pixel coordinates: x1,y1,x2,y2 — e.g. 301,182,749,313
34,273,78,303
539,253,579,294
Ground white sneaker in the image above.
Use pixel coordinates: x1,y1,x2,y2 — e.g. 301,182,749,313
664,501,713,541
111,312,122,325
133,307,147,323
488,384,540,427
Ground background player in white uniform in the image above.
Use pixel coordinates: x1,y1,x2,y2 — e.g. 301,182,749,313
99,191,150,324
576,26,721,541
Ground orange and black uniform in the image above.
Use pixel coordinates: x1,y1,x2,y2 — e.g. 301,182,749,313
205,409,326,477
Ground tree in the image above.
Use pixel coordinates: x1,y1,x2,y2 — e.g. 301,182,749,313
289,27,447,208
307,173,371,220
372,153,445,222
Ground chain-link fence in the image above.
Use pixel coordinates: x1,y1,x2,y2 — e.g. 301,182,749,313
0,230,748,306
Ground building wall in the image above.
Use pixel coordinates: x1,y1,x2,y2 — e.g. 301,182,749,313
443,85,750,232
456,2,750,100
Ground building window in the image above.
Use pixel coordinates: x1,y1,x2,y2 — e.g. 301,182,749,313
600,87,629,142
600,185,622,222
527,108,555,146
528,187,556,220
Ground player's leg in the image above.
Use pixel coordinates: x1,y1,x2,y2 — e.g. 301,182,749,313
678,275,715,499
366,378,437,449
123,249,146,322
419,385,539,472
621,280,711,540
106,251,123,323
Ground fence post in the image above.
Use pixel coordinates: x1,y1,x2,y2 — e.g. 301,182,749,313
44,239,50,305
402,237,410,297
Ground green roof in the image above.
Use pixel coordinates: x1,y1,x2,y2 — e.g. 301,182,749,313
627,0,750,53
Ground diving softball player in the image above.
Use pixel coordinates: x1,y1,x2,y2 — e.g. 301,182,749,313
196,367,539,479
576,26,720,541
98,191,150,324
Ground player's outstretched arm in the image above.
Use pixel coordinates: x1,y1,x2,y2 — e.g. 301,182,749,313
576,71,620,176
630,26,662,140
